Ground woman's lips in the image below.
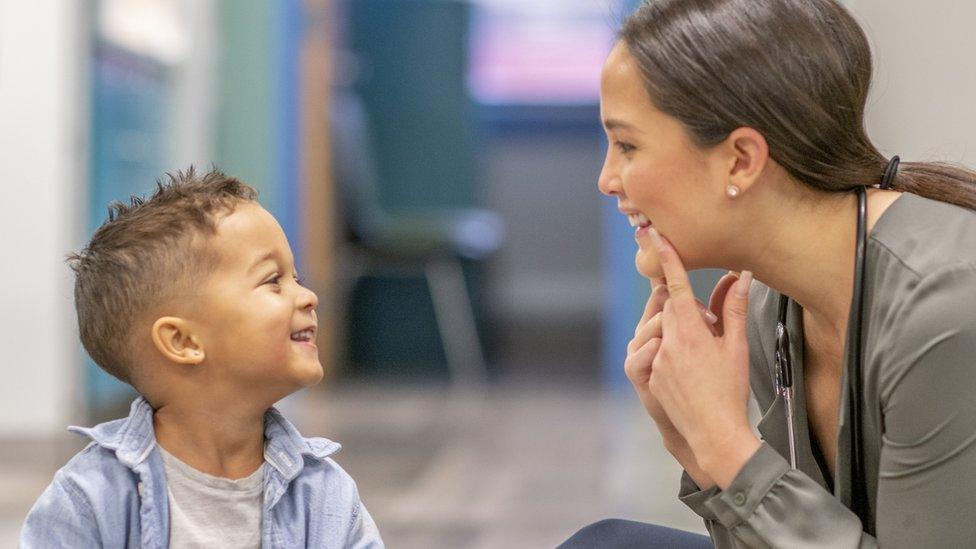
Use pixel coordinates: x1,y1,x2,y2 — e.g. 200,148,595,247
635,223,653,239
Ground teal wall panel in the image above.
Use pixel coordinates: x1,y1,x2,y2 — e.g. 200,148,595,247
215,0,279,217
348,0,477,209
215,0,302,255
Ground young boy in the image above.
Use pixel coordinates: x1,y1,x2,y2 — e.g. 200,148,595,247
20,168,383,548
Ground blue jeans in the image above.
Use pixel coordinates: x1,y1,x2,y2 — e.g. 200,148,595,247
560,519,712,549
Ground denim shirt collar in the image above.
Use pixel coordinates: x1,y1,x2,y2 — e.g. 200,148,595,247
68,397,157,468
48,397,351,549
263,406,341,481
67,396,342,476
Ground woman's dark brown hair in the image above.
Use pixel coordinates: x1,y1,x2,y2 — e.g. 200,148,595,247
620,0,976,209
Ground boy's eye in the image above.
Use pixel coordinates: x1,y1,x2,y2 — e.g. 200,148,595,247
262,272,304,288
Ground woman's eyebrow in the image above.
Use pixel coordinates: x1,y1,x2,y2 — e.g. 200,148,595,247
603,118,639,133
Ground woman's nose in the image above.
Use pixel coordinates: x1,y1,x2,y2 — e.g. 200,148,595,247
597,155,622,197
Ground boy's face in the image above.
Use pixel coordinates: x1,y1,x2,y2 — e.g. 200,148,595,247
191,202,322,399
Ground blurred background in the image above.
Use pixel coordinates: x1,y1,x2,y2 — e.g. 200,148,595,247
2,0,975,547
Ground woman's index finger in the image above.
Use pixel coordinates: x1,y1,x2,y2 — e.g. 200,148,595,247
647,228,699,318
639,281,670,327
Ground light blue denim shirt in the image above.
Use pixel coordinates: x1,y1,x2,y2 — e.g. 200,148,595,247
20,397,383,548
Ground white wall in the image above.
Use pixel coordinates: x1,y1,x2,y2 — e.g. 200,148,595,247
169,0,217,169
847,1,976,165
0,1,87,435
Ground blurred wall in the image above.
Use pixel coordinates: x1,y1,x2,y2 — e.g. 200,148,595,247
169,0,218,169
847,1,976,165
215,0,305,251
0,0,88,435
215,1,279,214
482,120,604,323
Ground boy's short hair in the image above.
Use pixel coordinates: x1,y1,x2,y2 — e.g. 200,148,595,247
68,167,257,386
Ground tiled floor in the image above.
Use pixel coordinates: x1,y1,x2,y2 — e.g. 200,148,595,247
1,382,708,548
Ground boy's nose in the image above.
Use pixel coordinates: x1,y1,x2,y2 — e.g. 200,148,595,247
298,286,318,310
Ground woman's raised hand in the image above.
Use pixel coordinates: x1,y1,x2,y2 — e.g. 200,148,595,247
644,228,761,489
626,274,734,438
627,272,740,490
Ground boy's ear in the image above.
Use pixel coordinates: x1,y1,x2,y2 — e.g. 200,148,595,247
151,317,205,365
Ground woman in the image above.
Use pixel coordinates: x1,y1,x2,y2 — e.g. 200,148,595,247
563,0,976,547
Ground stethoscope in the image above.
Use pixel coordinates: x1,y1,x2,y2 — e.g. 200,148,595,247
773,156,899,529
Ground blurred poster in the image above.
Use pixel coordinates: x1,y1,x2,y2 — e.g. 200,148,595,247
468,0,628,105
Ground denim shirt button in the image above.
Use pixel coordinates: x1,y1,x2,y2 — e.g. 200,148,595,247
137,482,144,497
733,492,746,506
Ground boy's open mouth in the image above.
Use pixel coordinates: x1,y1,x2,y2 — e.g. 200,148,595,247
290,328,316,342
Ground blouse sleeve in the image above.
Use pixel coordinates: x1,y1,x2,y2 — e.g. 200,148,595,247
678,444,876,548
872,264,976,547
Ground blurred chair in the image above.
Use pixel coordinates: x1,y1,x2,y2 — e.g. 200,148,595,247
330,90,504,386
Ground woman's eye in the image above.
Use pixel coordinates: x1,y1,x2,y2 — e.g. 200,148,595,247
264,275,282,286
615,141,636,154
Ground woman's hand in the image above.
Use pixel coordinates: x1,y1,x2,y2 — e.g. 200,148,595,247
645,228,762,490
627,272,739,490
627,276,734,437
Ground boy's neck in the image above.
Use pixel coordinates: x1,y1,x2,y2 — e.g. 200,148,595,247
153,401,267,480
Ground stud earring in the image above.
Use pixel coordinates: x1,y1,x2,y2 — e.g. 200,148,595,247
726,185,740,198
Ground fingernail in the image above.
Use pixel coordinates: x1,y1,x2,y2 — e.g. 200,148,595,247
647,227,666,253
703,310,718,324
735,270,753,298
728,270,740,279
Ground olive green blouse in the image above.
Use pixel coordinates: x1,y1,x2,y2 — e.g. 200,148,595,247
678,192,976,548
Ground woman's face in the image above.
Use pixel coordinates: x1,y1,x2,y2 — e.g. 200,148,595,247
598,42,729,279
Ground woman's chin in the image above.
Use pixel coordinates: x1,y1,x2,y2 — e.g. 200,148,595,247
635,249,663,279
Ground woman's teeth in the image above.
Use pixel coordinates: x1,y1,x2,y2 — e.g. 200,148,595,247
627,213,652,228
290,329,314,342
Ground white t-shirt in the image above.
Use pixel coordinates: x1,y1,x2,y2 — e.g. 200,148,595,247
159,446,263,549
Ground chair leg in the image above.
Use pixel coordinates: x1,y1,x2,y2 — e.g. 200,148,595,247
425,258,488,386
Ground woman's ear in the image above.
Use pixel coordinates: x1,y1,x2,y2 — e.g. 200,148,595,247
151,317,205,365
724,127,769,195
